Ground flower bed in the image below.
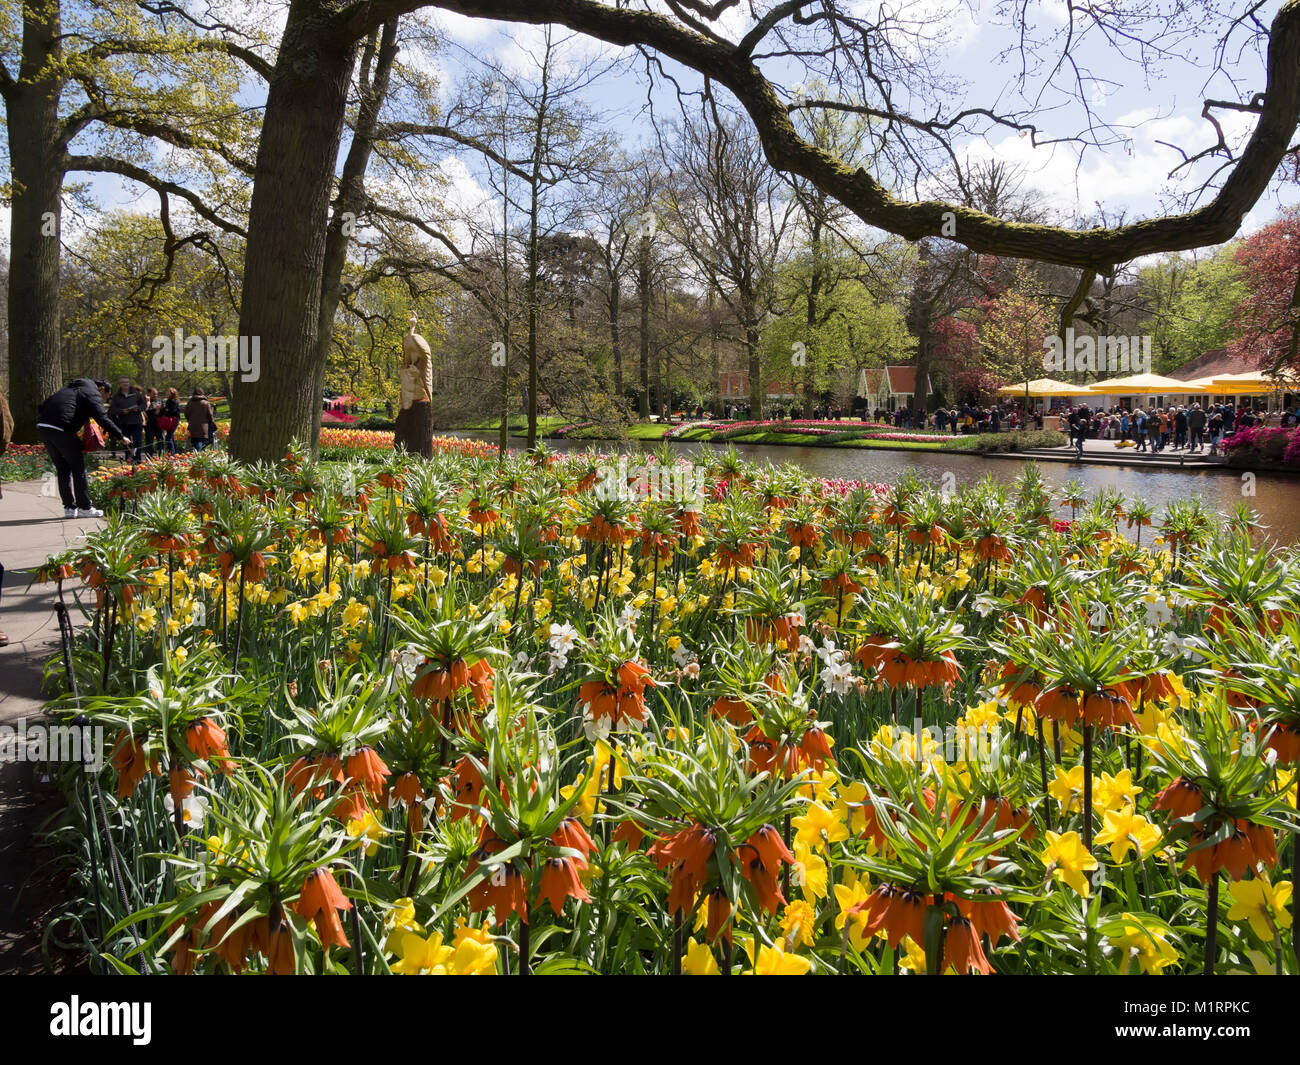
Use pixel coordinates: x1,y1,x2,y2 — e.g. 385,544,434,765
1221,425,1300,467
33,448,1300,977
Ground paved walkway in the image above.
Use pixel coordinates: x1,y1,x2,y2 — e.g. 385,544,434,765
0,478,103,972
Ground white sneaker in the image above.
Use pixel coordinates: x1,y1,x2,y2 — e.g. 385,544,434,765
75,507,104,519
64,508,76,518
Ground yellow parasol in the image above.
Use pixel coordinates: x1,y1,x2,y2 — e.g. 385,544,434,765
994,378,1093,397
1084,372,1200,395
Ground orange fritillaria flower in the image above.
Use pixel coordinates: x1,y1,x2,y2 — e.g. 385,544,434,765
905,653,960,692
168,764,201,803
800,727,834,771
650,824,718,916
1034,686,1081,727
551,817,597,869
389,770,426,831
1078,688,1138,731
855,884,927,949
879,651,912,689
855,635,893,671
217,550,267,583
1264,723,1300,765
742,855,785,915
611,817,646,850
705,887,733,943
294,868,352,949
905,525,943,547
1152,777,1203,820
974,534,1013,563
717,544,755,569
264,921,297,975
785,522,819,549
998,661,1042,707
285,752,345,799
412,657,470,701
468,864,528,926
711,695,754,726
444,756,486,822
333,786,372,824
185,717,234,774
748,824,795,869
463,660,494,707
346,746,391,797
538,857,591,914
675,508,702,538
958,890,1021,946
739,825,796,912
941,916,992,974
111,733,160,799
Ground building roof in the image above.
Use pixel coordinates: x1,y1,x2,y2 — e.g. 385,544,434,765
860,368,887,394
884,365,932,394
1169,347,1260,381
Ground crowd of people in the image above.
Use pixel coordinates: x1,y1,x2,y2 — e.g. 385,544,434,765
1060,401,1289,458
30,378,220,519
102,377,219,461
712,400,1041,432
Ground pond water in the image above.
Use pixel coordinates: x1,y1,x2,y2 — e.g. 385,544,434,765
452,432,1300,545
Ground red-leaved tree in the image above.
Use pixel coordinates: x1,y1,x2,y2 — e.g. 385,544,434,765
1230,209,1300,370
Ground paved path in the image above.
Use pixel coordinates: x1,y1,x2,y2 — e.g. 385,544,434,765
0,478,103,972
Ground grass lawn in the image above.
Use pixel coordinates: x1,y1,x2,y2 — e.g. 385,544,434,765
451,416,569,432
624,423,671,439
842,437,945,451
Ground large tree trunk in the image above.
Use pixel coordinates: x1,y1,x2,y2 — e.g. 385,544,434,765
313,20,399,453
525,92,546,451
803,210,822,409
913,317,931,416
637,233,650,420
746,317,763,419
708,288,721,417
609,275,623,401
4,2,63,443
228,0,358,462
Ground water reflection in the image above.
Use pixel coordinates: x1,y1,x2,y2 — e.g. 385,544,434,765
453,432,1300,545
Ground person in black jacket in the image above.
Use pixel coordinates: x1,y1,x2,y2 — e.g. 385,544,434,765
108,377,145,462
36,379,125,518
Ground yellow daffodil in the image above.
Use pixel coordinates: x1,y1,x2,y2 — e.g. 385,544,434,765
743,938,812,975
792,801,849,851
780,900,817,948
1108,913,1179,974
346,809,383,856
1226,878,1293,942
1094,769,1142,812
792,842,828,900
1041,830,1099,896
1093,807,1161,864
681,937,720,975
